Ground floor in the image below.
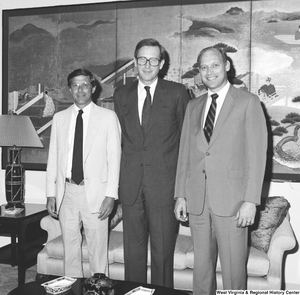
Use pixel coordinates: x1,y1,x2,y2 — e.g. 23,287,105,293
0,264,37,295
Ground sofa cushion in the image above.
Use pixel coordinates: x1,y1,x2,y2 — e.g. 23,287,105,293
185,246,193,269
245,246,270,276
185,245,270,276
46,236,62,259
174,235,193,270
112,241,125,264
108,231,123,264
251,196,290,253
215,246,270,277
46,235,89,261
46,231,124,264
113,234,193,270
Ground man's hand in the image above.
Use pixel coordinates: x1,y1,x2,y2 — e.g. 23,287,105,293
235,201,256,228
174,197,188,222
98,197,115,220
46,197,58,219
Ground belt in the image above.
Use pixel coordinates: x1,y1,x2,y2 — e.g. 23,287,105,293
65,178,84,186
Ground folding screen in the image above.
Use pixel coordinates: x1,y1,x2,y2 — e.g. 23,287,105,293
2,0,300,181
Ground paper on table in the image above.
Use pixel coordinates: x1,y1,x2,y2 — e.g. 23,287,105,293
125,286,155,295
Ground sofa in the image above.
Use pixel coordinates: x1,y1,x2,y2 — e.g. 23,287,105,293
37,196,296,291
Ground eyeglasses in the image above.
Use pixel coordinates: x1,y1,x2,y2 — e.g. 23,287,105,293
137,57,160,67
71,82,91,90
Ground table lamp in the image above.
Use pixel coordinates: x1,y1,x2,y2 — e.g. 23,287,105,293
0,114,43,208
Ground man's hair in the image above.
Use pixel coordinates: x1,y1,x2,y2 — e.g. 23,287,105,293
197,46,228,65
67,69,97,87
134,38,166,61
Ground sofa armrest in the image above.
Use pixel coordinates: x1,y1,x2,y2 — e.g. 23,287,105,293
266,214,296,289
40,215,62,242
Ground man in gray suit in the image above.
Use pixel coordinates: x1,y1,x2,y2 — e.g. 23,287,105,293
114,38,190,288
174,46,267,294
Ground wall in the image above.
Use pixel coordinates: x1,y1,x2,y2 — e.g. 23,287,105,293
0,0,299,290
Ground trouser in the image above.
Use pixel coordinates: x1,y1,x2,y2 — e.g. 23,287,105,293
59,182,108,277
122,184,177,288
190,196,248,295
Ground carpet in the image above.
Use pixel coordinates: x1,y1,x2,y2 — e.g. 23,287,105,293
0,264,37,295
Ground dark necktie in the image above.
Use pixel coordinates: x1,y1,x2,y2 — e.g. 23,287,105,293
71,109,84,184
141,86,151,134
203,93,218,143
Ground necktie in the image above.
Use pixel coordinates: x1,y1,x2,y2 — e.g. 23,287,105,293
71,109,84,184
141,86,151,134
203,93,218,143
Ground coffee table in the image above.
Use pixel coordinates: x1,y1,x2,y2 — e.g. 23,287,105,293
8,276,189,295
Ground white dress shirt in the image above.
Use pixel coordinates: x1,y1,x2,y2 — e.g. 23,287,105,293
203,81,230,128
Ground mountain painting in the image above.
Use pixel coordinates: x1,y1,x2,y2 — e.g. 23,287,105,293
3,0,300,180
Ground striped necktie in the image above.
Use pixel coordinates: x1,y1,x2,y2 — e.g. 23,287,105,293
203,93,218,143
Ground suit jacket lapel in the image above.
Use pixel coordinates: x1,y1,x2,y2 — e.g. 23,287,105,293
84,103,97,161
197,93,209,144
61,107,72,169
123,80,144,138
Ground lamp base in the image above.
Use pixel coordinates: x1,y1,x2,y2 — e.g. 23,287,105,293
5,202,25,209
5,147,25,209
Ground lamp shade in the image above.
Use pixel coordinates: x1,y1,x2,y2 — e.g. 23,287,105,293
0,114,43,209
0,115,43,148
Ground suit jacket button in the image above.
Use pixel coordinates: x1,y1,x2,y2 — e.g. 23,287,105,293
202,170,205,174
141,164,143,167
206,152,210,156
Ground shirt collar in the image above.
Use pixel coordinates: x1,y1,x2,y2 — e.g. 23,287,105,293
138,78,158,92
73,101,92,117
208,81,230,99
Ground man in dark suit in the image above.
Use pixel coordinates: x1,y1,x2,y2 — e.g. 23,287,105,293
113,38,190,288
174,46,267,294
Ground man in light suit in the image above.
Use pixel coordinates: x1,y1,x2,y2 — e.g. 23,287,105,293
46,69,121,277
174,47,267,294
114,38,190,288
